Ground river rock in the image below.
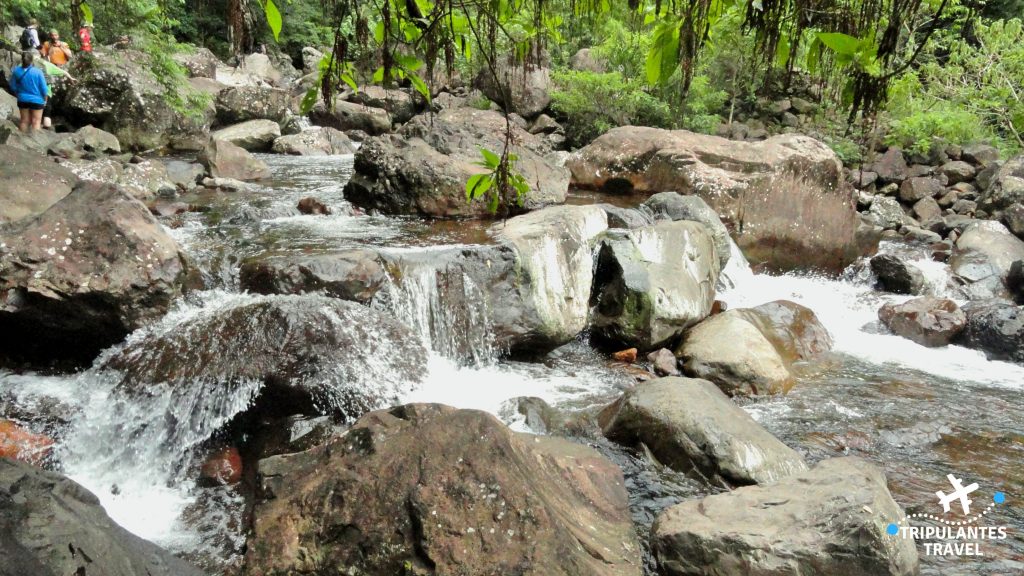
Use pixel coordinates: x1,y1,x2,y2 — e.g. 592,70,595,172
211,119,281,151
271,127,356,155
215,85,290,124
162,159,205,191
73,125,122,154
494,205,607,350
641,192,731,269
118,159,176,200
899,176,943,202
309,99,392,135
950,221,1024,300
0,145,79,224
962,143,1000,167
954,299,1024,363
597,204,655,229
0,89,16,123
677,300,833,395
59,48,213,151
239,249,386,304
347,85,417,124
344,107,568,218
475,62,552,118
870,148,908,183
979,153,1024,212
198,138,270,181
198,446,243,485
878,297,966,347
0,419,53,465
599,377,807,485
647,348,680,376
0,459,204,576
245,403,641,575
590,221,719,350
173,47,220,78
651,457,919,576
869,196,908,229
0,181,188,366
100,295,428,421
940,160,976,184
871,253,926,295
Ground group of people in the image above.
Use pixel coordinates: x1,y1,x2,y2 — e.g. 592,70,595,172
8,19,93,132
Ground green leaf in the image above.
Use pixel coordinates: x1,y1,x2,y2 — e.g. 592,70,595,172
408,72,431,103
374,21,386,44
817,32,860,56
299,86,319,114
806,36,822,75
340,72,358,93
80,2,94,26
395,54,423,71
465,173,493,201
646,21,681,86
372,66,385,83
264,0,282,42
480,148,501,169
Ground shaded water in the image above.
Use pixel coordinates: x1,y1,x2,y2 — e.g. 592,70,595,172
1,153,1022,575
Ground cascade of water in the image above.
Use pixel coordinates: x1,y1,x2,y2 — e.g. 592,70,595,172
373,247,498,365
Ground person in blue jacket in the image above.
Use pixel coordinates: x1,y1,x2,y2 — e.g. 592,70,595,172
8,51,49,133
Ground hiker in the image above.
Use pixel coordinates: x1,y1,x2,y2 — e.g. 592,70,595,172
19,19,42,50
8,51,49,132
78,23,93,53
41,30,73,67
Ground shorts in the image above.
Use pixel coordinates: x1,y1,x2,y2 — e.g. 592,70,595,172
17,101,44,111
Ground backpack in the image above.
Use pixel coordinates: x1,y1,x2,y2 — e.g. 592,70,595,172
19,27,34,50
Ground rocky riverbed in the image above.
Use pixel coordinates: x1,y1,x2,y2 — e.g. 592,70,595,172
2,42,1024,576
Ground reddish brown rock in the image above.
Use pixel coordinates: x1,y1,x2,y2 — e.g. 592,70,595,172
879,297,967,348
612,348,638,363
296,197,331,215
199,446,242,485
0,420,54,465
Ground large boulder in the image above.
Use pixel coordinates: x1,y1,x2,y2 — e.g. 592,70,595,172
476,62,552,118
59,48,213,151
950,221,1024,300
0,181,189,366
641,191,731,269
651,457,919,576
0,89,16,123
117,159,176,201
954,299,1024,363
245,404,641,575
979,153,1024,212
239,249,386,304
215,85,290,124
878,297,966,347
309,99,392,135
0,145,79,225
599,377,807,486
677,300,833,395
346,85,417,124
344,107,569,218
871,253,926,295
589,220,719,351
211,119,281,151
99,294,429,422
0,459,204,576
270,127,356,155
198,138,270,181
493,205,607,350
567,127,859,272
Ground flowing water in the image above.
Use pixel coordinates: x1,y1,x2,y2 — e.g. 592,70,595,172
1,153,1022,575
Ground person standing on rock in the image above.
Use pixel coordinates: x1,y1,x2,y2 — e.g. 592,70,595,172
9,51,48,132
19,19,42,51
41,31,73,68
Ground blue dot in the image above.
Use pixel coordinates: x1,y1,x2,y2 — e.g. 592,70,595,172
994,492,1006,504
887,523,899,535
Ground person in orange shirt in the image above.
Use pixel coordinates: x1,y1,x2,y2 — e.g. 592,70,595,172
41,30,72,67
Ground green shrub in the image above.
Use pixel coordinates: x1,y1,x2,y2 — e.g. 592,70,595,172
550,69,672,147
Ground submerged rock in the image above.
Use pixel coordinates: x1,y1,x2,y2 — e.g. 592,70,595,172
343,107,568,218
99,294,428,421
589,220,719,351
879,297,966,347
651,457,918,576
0,458,204,576
245,403,641,575
677,300,832,395
0,181,189,366
599,377,807,486
0,144,79,225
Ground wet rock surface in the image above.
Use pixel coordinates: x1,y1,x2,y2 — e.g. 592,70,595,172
955,299,1024,363
239,249,386,303
245,403,642,575
0,144,79,224
651,457,919,576
879,297,966,347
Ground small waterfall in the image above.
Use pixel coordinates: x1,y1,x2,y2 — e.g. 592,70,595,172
373,248,498,365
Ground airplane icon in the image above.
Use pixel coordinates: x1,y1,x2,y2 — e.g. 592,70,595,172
936,474,979,515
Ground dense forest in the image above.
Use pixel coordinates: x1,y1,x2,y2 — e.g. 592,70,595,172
3,0,1023,163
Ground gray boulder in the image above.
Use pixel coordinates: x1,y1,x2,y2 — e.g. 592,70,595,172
951,221,1024,300
642,191,731,269
271,127,356,156
955,299,1024,363
346,85,417,124
239,249,386,304
344,108,568,218
476,62,551,118
596,204,655,229
599,377,807,486
677,300,833,395
215,85,290,124
117,159,176,201
878,297,966,347
0,181,189,366
198,138,271,181
73,125,121,154
869,196,907,229
309,99,392,135
590,220,719,351
211,119,281,151
652,457,919,576
940,160,975,184
979,153,1024,212
569,48,606,72
870,148,908,183
899,176,943,202
0,145,78,225
0,459,203,576
962,143,1000,167
871,253,926,295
